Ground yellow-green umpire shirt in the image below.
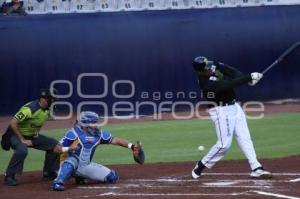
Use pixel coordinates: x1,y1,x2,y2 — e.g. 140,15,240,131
14,100,49,137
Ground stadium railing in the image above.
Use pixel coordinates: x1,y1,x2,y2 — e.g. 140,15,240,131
13,0,300,14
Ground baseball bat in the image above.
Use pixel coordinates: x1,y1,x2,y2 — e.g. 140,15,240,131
262,41,300,75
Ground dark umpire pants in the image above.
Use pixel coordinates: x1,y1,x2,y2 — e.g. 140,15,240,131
2,128,60,177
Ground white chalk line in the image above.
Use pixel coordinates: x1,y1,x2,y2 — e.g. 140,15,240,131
77,177,295,190
78,186,121,189
290,178,300,182
78,178,279,189
201,172,300,176
131,178,291,183
87,191,250,197
253,191,300,199
78,185,273,189
203,185,273,188
79,191,300,198
128,172,300,182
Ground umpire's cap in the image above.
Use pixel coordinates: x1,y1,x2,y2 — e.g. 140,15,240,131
192,56,208,71
39,88,58,105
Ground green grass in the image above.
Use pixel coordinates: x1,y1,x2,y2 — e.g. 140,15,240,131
1,113,300,173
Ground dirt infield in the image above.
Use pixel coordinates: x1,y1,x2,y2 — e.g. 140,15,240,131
0,156,300,199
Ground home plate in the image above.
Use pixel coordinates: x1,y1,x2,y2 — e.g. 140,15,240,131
203,181,238,186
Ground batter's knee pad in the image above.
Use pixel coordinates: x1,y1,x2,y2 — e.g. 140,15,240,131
105,170,119,184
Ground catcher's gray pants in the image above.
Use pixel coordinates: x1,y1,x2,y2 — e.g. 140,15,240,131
76,162,112,182
5,132,59,177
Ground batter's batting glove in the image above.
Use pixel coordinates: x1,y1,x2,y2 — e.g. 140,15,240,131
131,141,145,165
249,72,263,86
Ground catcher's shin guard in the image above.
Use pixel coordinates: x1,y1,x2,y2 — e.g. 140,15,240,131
52,162,75,190
105,170,118,184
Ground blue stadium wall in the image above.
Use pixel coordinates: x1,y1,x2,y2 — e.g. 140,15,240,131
0,5,300,115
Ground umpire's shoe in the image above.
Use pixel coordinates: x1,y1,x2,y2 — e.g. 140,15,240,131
4,175,18,186
51,182,65,191
192,161,206,179
250,167,272,179
43,171,58,180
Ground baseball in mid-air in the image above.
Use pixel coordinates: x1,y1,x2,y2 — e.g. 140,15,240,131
198,145,205,151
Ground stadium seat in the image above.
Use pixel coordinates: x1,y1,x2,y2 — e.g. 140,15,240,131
118,0,143,11
142,0,165,10
24,0,46,14
69,0,95,13
207,0,237,8
94,0,118,12
163,0,189,10
46,0,71,13
188,0,206,9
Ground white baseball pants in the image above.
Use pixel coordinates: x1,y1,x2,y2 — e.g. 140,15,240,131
201,103,262,170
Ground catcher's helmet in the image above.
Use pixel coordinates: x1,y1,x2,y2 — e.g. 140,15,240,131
78,111,100,128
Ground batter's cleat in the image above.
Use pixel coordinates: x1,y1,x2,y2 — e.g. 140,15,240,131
4,176,18,186
192,161,205,179
250,167,272,179
51,182,65,191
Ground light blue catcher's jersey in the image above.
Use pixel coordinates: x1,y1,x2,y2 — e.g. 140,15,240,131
59,126,113,166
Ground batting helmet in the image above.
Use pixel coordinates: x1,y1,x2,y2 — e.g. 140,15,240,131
192,56,209,71
192,56,216,72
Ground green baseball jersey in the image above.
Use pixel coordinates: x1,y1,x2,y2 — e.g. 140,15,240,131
14,100,49,137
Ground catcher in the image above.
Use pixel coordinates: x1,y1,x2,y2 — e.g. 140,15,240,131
51,111,145,191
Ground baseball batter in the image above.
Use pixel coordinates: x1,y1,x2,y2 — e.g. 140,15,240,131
51,111,144,191
191,56,272,179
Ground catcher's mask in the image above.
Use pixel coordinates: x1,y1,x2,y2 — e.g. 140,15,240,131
39,88,58,108
77,111,100,133
192,56,216,73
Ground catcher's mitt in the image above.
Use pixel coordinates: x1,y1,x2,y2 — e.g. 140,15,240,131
132,141,145,165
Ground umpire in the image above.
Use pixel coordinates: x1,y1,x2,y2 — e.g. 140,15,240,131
1,89,60,186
